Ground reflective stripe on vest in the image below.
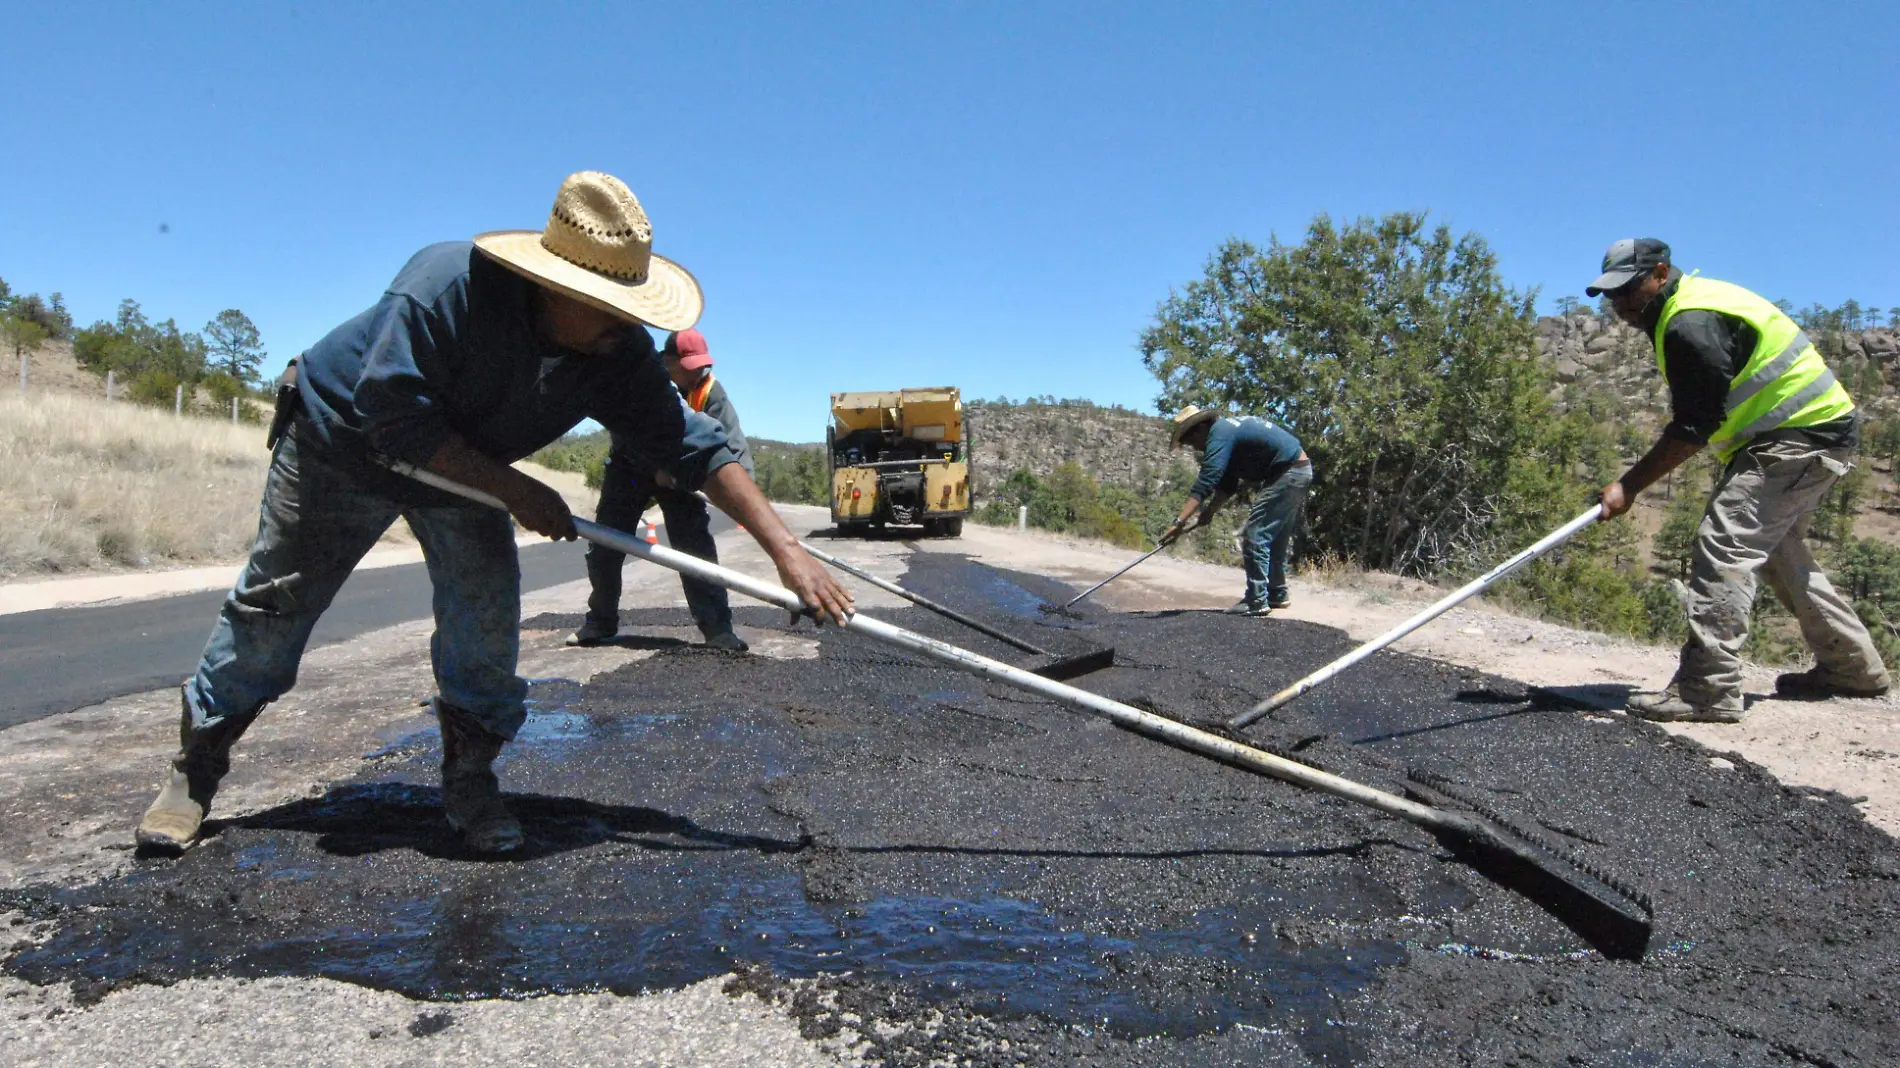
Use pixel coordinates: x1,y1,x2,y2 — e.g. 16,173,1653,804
1652,275,1855,461
685,374,715,413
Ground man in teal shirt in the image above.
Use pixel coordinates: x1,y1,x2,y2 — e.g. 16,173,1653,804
1164,405,1312,616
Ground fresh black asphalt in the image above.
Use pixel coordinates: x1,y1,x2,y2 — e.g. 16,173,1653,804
8,553,1894,1065
0,515,731,729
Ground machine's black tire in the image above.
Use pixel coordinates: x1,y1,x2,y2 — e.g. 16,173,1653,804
920,518,943,538
940,518,963,538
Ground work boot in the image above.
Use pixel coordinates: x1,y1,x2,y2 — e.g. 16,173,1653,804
566,617,617,647
435,699,524,854
1223,599,1272,617
1267,595,1293,611
135,690,256,855
1775,667,1892,701
1626,687,1742,724
702,628,749,653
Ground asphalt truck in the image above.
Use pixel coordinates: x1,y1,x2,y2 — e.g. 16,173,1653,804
829,386,969,537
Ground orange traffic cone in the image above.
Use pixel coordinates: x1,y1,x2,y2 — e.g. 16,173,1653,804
644,520,660,545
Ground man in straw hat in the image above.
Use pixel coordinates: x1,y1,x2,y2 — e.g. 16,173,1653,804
571,327,753,651
1164,405,1312,617
135,171,852,856
1588,238,1888,723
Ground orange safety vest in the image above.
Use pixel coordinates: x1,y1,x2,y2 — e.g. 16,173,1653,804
684,373,715,413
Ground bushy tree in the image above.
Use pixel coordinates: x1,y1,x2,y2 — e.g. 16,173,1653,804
1,282,73,341
1863,417,1900,469
1830,538,1900,672
973,464,1151,548
204,309,266,384
1653,490,1705,581
751,444,829,505
1810,462,1870,543
72,299,210,398
2,314,48,362
1141,212,1593,577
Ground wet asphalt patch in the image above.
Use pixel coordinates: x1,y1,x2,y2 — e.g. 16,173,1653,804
5,552,1899,1065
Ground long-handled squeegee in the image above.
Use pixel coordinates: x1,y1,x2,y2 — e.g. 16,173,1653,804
397,467,1650,958
794,540,1114,681
684,490,1113,680
1228,505,1604,730
1044,511,1205,615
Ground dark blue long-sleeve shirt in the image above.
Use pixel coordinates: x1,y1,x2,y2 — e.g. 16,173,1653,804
296,242,735,499
1189,415,1304,500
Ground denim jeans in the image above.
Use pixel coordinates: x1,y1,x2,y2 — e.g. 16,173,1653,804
183,424,528,740
584,454,732,635
1241,463,1312,608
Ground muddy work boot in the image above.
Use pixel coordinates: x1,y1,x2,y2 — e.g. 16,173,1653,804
565,617,617,647
136,692,255,855
1626,687,1743,724
701,628,749,653
1774,667,1892,701
435,700,524,854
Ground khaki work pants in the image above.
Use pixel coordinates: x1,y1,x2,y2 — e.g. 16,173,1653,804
1675,440,1891,711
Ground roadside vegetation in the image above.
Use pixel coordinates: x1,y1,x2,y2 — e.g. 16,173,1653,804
1130,211,1900,669
7,248,1897,673
531,428,831,506
0,391,270,577
3,274,272,418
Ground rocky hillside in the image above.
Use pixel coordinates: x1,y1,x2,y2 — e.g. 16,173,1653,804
967,316,1900,503
964,399,1192,500
1538,311,1900,429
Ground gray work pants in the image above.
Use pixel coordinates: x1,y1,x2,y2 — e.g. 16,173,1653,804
1675,440,1891,710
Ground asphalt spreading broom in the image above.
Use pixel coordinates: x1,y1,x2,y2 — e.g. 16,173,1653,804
1039,507,1208,617
394,465,1652,959
689,491,1115,680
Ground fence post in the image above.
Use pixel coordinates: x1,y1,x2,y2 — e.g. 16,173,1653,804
232,396,239,423
106,370,115,402
18,353,25,395
1018,505,1028,531
174,383,184,415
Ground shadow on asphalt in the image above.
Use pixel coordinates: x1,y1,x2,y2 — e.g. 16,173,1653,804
212,782,1410,867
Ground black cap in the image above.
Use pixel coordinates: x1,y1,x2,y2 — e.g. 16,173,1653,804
1585,238,1671,296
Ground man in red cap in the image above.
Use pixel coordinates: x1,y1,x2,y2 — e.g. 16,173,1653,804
573,328,754,650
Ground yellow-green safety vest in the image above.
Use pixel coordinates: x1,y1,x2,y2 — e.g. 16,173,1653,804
1654,275,1855,462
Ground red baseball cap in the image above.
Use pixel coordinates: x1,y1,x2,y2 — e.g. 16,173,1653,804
667,328,713,370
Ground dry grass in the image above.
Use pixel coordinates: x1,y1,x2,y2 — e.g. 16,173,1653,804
0,391,273,578
0,392,608,580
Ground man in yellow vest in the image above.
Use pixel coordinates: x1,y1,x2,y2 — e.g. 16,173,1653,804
1591,238,1890,722
572,328,753,651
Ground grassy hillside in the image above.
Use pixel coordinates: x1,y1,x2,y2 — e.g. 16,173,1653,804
1,363,594,579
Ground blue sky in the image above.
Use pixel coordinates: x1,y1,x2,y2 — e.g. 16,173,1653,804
4,2,1896,442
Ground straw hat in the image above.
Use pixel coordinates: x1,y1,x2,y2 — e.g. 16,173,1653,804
474,171,703,331
1169,404,1220,447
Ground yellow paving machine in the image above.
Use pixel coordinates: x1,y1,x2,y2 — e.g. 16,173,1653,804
828,387,969,537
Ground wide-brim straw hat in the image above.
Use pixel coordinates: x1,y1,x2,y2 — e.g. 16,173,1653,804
475,171,703,332
1170,404,1220,447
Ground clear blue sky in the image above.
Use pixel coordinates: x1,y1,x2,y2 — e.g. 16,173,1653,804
4,2,1896,442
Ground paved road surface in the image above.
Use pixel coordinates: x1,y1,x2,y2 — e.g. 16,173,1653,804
0,516,730,729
